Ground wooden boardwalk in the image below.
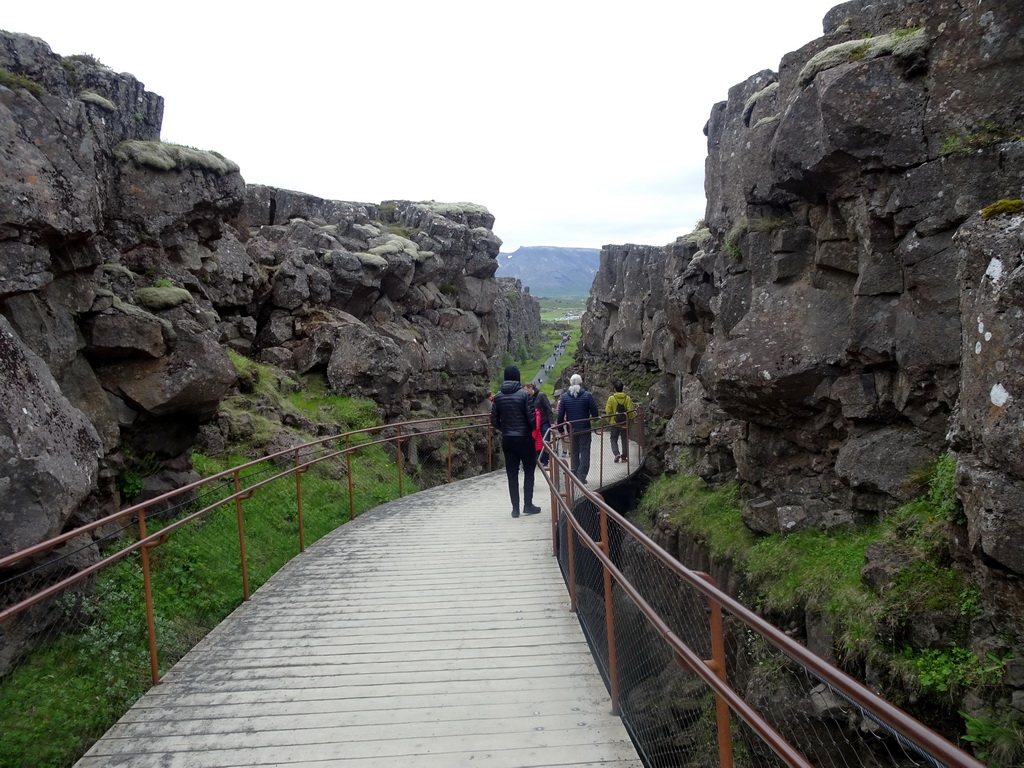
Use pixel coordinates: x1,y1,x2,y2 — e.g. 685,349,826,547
75,447,642,767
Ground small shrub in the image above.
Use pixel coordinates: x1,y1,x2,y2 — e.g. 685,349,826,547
117,470,145,500
723,217,747,259
907,647,1005,693
64,53,107,68
679,222,712,246
747,215,790,234
961,711,1024,767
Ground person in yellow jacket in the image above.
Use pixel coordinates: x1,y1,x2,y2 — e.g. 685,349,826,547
605,380,634,463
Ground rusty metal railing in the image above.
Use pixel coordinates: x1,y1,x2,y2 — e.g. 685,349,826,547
540,421,987,768
0,402,991,768
0,413,493,688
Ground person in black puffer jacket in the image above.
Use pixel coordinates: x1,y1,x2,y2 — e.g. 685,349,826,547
490,365,540,518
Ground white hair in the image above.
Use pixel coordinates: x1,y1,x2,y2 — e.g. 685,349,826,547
569,373,582,396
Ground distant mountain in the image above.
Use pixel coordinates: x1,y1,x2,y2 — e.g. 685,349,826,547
495,246,601,298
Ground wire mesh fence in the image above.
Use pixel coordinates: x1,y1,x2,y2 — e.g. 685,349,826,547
548,480,986,768
0,414,492,768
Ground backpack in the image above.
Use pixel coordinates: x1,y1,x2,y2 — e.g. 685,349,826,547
615,400,627,424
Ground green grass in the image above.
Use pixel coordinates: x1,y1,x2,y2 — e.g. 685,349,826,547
0,68,44,98
635,452,990,706
637,473,752,561
537,296,587,322
284,372,381,431
747,526,880,615
0,373,412,768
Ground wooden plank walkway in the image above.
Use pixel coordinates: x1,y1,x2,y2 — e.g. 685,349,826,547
75,445,642,767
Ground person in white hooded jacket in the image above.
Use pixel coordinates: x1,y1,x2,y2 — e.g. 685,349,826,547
556,373,599,483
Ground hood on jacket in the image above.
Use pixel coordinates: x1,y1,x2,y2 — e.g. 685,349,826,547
500,380,522,395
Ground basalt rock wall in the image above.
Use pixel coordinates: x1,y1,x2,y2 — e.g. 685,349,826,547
577,0,1024,609
0,31,538,569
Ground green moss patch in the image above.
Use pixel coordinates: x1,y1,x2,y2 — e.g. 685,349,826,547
0,67,44,98
135,286,194,311
981,199,1024,220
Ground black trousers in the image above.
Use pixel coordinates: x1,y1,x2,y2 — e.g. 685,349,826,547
570,430,593,482
502,434,537,511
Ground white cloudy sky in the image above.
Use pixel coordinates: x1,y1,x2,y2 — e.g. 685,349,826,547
4,0,841,252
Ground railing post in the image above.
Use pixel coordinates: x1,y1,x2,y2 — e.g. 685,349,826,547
698,571,734,768
396,425,404,498
600,502,619,715
294,448,306,553
549,456,559,557
233,470,250,601
346,435,355,521
137,506,161,686
487,423,493,472
447,424,453,483
559,463,572,559
567,507,578,613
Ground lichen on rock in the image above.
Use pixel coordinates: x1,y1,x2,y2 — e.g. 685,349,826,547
78,90,116,111
797,27,928,86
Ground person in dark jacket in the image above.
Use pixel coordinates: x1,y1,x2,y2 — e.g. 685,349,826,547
523,382,553,467
490,366,541,517
557,373,599,483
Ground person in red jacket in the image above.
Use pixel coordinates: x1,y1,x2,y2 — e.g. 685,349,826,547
523,381,553,467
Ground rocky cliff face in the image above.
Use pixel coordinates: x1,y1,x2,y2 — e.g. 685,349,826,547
0,31,538,561
577,0,1024,639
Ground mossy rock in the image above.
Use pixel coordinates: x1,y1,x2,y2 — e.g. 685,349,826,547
135,286,194,311
0,67,44,98
79,91,116,111
115,140,240,175
680,226,712,246
798,27,928,86
981,199,1024,220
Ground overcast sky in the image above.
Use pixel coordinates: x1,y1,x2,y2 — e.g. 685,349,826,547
4,0,841,252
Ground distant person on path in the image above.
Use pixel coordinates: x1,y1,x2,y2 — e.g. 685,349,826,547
490,365,541,517
605,380,635,463
523,382,554,467
557,373,599,483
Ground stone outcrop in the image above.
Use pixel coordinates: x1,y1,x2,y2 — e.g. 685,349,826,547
573,0,1024,722
578,0,1024,554
0,31,538,569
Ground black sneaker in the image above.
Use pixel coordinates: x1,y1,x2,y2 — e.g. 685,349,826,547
523,504,542,515
511,509,520,518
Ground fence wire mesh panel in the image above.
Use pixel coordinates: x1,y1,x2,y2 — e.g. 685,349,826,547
553,483,986,768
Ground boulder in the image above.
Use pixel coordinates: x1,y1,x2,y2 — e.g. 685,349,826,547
0,316,102,558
